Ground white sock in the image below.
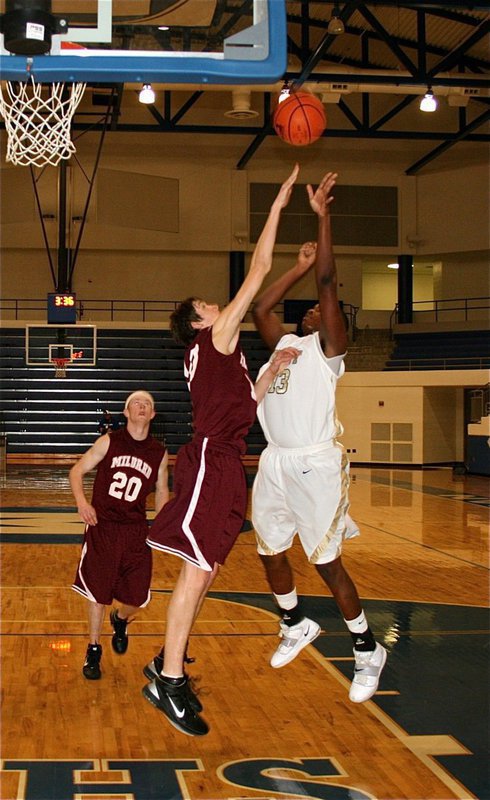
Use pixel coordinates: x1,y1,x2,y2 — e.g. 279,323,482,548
344,610,368,634
273,588,298,610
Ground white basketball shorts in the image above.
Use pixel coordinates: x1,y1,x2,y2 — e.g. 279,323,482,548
252,441,359,564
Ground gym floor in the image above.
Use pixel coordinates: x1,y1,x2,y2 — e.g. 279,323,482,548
1,463,488,800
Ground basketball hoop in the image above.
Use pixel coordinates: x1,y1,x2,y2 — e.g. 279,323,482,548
51,357,70,378
0,75,86,167
50,349,83,377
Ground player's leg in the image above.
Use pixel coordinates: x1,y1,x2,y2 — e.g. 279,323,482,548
294,445,387,701
88,599,105,642
73,523,120,680
83,600,105,680
163,560,217,675
112,524,152,655
142,565,213,713
259,549,294,594
143,446,244,734
253,448,321,668
143,560,215,718
144,560,211,675
315,555,362,619
315,556,387,703
142,561,216,736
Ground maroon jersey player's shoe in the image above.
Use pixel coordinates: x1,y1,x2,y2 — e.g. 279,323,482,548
143,647,202,713
142,675,208,736
83,643,102,680
110,610,129,654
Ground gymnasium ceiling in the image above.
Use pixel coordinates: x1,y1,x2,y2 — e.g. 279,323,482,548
1,1,490,172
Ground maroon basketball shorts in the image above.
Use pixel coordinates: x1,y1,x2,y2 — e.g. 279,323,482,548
147,437,247,571
72,519,152,607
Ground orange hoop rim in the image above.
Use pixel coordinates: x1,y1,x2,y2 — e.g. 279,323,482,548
51,357,70,377
60,41,87,50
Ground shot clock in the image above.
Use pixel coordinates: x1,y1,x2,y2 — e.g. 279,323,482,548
47,292,77,324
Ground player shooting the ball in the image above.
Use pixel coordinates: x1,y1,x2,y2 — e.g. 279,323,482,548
251,170,387,703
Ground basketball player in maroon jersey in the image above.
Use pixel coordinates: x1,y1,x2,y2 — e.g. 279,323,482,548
143,165,302,736
71,390,169,680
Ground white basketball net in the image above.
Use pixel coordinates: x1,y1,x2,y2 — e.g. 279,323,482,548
0,77,86,167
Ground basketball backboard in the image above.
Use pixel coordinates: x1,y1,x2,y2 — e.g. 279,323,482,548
0,0,287,83
26,324,97,367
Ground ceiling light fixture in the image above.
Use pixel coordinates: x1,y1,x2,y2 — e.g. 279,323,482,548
224,89,259,119
387,262,399,269
420,87,437,112
139,84,155,104
328,4,345,35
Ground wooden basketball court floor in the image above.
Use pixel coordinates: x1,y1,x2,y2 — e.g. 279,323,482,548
1,462,488,800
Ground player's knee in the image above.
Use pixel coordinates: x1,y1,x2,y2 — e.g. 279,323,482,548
260,551,289,573
183,561,214,592
315,556,343,585
206,563,219,589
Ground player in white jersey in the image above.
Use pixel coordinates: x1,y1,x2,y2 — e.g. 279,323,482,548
252,171,387,703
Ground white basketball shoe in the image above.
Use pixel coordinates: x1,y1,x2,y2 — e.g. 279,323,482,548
349,642,387,703
270,617,321,668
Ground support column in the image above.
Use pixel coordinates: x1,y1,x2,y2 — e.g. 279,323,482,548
229,251,245,302
397,254,413,323
57,160,70,292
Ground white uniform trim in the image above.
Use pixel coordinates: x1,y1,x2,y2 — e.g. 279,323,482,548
181,437,213,571
72,539,98,602
147,437,212,572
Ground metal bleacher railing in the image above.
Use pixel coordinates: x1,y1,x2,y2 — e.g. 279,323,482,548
384,355,490,371
390,296,490,330
1,297,180,323
385,297,490,371
0,297,359,334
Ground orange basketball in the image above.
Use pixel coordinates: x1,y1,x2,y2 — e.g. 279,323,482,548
273,91,326,146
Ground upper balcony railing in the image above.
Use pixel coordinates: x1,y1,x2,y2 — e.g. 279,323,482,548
390,296,490,330
0,297,359,334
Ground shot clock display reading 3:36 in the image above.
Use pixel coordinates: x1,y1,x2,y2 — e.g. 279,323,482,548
47,292,77,324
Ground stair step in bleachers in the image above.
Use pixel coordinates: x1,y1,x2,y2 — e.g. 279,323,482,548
0,327,271,457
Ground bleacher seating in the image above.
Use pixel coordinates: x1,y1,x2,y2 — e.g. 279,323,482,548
0,327,270,457
385,329,490,371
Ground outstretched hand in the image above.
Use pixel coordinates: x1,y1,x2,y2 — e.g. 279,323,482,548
307,171,337,216
254,345,301,405
297,241,317,275
274,163,300,210
269,346,301,376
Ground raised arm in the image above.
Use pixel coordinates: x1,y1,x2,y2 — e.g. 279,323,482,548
307,171,347,357
252,241,317,351
212,164,299,355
